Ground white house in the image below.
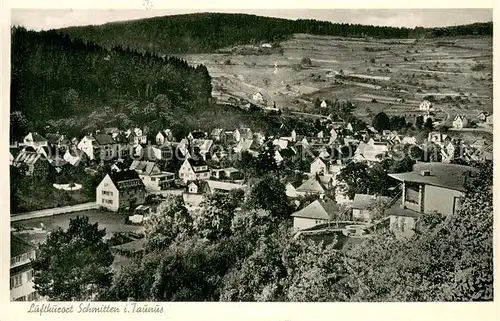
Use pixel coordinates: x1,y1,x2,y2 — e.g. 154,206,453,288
285,182,299,198
261,43,272,48
419,100,433,112
96,170,146,211
320,100,327,108
10,234,38,301
178,158,211,183
352,194,391,222
252,92,264,102
155,129,174,146
22,132,48,149
291,199,340,231
452,115,469,129
129,161,175,191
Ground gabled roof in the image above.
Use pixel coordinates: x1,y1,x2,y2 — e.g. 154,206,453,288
108,170,144,190
210,128,224,136
187,158,208,169
296,177,325,194
388,162,479,192
189,131,206,139
25,132,47,143
291,200,340,220
95,133,115,145
206,180,244,192
11,234,36,258
129,161,158,175
352,194,391,210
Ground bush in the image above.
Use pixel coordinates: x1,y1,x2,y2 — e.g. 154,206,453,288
370,58,376,63
301,57,312,66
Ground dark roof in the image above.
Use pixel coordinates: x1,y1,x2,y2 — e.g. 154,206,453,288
187,158,208,168
45,133,66,144
189,131,206,139
11,234,36,258
95,133,115,145
389,162,479,192
28,132,47,142
109,170,144,190
352,194,391,210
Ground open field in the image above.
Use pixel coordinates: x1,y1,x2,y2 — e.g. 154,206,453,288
179,34,492,124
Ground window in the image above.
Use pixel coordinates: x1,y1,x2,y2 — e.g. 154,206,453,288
26,269,34,281
102,191,113,196
405,184,420,204
104,199,113,205
10,274,23,289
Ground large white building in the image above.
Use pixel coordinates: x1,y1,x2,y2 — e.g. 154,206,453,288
96,170,146,211
10,235,38,301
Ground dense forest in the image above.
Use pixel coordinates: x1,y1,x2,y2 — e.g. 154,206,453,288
10,27,212,140
58,13,493,55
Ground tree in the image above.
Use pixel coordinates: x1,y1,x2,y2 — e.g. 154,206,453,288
192,191,243,241
313,97,321,109
424,117,434,132
345,162,493,301
372,112,391,132
144,195,193,250
336,162,372,199
32,216,113,301
255,139,279,175
246,175,291,221
415,115,424,129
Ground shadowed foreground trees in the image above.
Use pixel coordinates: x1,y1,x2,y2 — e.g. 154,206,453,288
32,216,113,301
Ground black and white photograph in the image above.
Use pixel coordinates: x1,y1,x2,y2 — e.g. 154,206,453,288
7,6,494,307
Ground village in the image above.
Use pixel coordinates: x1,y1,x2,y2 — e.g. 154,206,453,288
9,93,493,302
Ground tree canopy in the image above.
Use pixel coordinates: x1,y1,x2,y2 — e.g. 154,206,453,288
31,216,114,301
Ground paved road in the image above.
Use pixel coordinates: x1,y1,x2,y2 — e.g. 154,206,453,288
11,202,99,222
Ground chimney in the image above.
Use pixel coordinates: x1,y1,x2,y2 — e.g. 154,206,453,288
421,170,431,176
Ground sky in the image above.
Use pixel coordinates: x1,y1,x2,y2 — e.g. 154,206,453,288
11,8,493,31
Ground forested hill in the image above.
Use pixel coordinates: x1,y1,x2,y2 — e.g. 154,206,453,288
58,13,493,55
10,27,212,140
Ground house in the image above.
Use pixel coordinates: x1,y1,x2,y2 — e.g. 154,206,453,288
353,139,389,163
178,158,211,183
143,145,173,161
261,43,272,48
45,133,70,152
252,92,264,102
386,162,479,238
129,161,175,191
330,128,338,141
10,234,38,301
452,115,469,129
295,176,326,197
401,136,417,145
63,146,88,166
78,133,115,160
155,129,174,146
96,170,146,211
285,182,299,198
39,145,67,167
419,100,433,112
191,139,214,160
12,147,43,175
320,100,327,108
206,180,245,194
22,132,48,149
427,132,450,146
187,130,207,141
126,128,148,145
346,123,354,132
352,194,391,222
477,111,488,122
210,128,226,142
291,130,297,142
310,158,346,185
233,138,257,154
291,199,341,231
234,128,253,142
104,127,120,136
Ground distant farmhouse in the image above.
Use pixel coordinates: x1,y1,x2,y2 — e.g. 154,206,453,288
452,115,469,129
